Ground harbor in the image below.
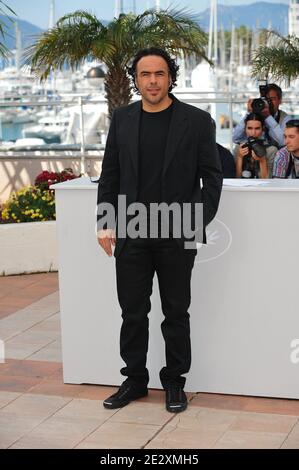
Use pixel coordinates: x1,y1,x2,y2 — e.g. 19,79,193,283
1,0,299,454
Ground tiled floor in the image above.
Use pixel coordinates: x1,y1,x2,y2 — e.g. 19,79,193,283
0,272,299,449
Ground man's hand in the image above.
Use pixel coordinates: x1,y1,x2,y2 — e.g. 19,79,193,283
97,229,116,257
261,101,270,118
247,99,253,113
251,151,268,178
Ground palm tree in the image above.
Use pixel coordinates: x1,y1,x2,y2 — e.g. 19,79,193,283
251,30,299,83
0,1,16,58
25,8,210,118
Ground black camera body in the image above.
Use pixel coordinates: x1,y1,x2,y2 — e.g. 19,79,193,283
241,137,267,178
241,136,267,158
251,82,274,115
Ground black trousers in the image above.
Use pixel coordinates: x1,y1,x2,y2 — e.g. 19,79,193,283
115,237,196,389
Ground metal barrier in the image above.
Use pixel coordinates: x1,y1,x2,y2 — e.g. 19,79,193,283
0,90,298,168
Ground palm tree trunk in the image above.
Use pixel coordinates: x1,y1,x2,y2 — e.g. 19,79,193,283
105,64,132,119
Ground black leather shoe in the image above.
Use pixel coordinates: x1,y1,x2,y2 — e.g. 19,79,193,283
165,384,187,413
103,381,148,409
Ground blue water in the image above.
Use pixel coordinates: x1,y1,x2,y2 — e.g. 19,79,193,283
0,102,236,145
0,122,26,142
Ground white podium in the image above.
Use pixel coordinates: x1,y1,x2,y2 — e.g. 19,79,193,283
51,177,299,397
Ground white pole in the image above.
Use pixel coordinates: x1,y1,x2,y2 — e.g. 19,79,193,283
115,0,120,18
208,0,213,61
179,50,186,88
15,22,21,74
239,38,243,67
229,23,235,93
214,0,218,64
79,97,86,175
156,0,160,13
220,25,226,69
49,0,55,29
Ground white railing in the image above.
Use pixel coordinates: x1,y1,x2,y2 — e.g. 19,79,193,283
0,90,298,166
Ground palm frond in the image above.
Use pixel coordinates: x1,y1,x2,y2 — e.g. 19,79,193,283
133,8,210,64
56,10,101,27
24,13,106,80
0,0,16,17
26,8,211,113
0,0,16,59
252,30,299,82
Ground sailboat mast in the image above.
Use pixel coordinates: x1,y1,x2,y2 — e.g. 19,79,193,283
49,0,55,29
115,0,124,18
208,0,218,64
15,22,22,74
214,0,218,64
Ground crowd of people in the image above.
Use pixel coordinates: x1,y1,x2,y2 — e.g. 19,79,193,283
218,84,299,179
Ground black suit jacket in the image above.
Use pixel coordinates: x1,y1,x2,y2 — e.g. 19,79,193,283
97,93,223,257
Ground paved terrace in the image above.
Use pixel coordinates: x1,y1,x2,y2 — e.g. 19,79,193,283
0,272,299,449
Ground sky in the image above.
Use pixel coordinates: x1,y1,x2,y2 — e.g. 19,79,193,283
7,0,289,29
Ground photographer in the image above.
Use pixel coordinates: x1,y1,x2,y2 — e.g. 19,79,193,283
233,84,291,148
273,119,299,178
234,113,278,178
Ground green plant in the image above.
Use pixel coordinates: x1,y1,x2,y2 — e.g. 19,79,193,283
25,9,210,118
0,168,80,224
252,30,299,83
0,185,56,223
0,1,16,59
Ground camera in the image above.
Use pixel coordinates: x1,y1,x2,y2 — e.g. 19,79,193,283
241,137,267,178
251,81,274,115
241,136,267,158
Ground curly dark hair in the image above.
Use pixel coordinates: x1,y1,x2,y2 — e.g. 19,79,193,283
127,47,180,94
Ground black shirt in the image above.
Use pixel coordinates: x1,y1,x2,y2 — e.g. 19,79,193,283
137,102,173,204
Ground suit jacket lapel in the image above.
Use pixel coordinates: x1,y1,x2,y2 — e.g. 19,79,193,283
163,96,188,178
127,101,141,180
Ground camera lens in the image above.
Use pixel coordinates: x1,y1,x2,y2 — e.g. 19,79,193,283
252,98,265,113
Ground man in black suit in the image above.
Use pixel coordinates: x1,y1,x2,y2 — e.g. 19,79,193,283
97,48,222,413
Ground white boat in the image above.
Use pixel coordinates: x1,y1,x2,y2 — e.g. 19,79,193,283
22,113,69,143
63,103,108,145
14,138,46,147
